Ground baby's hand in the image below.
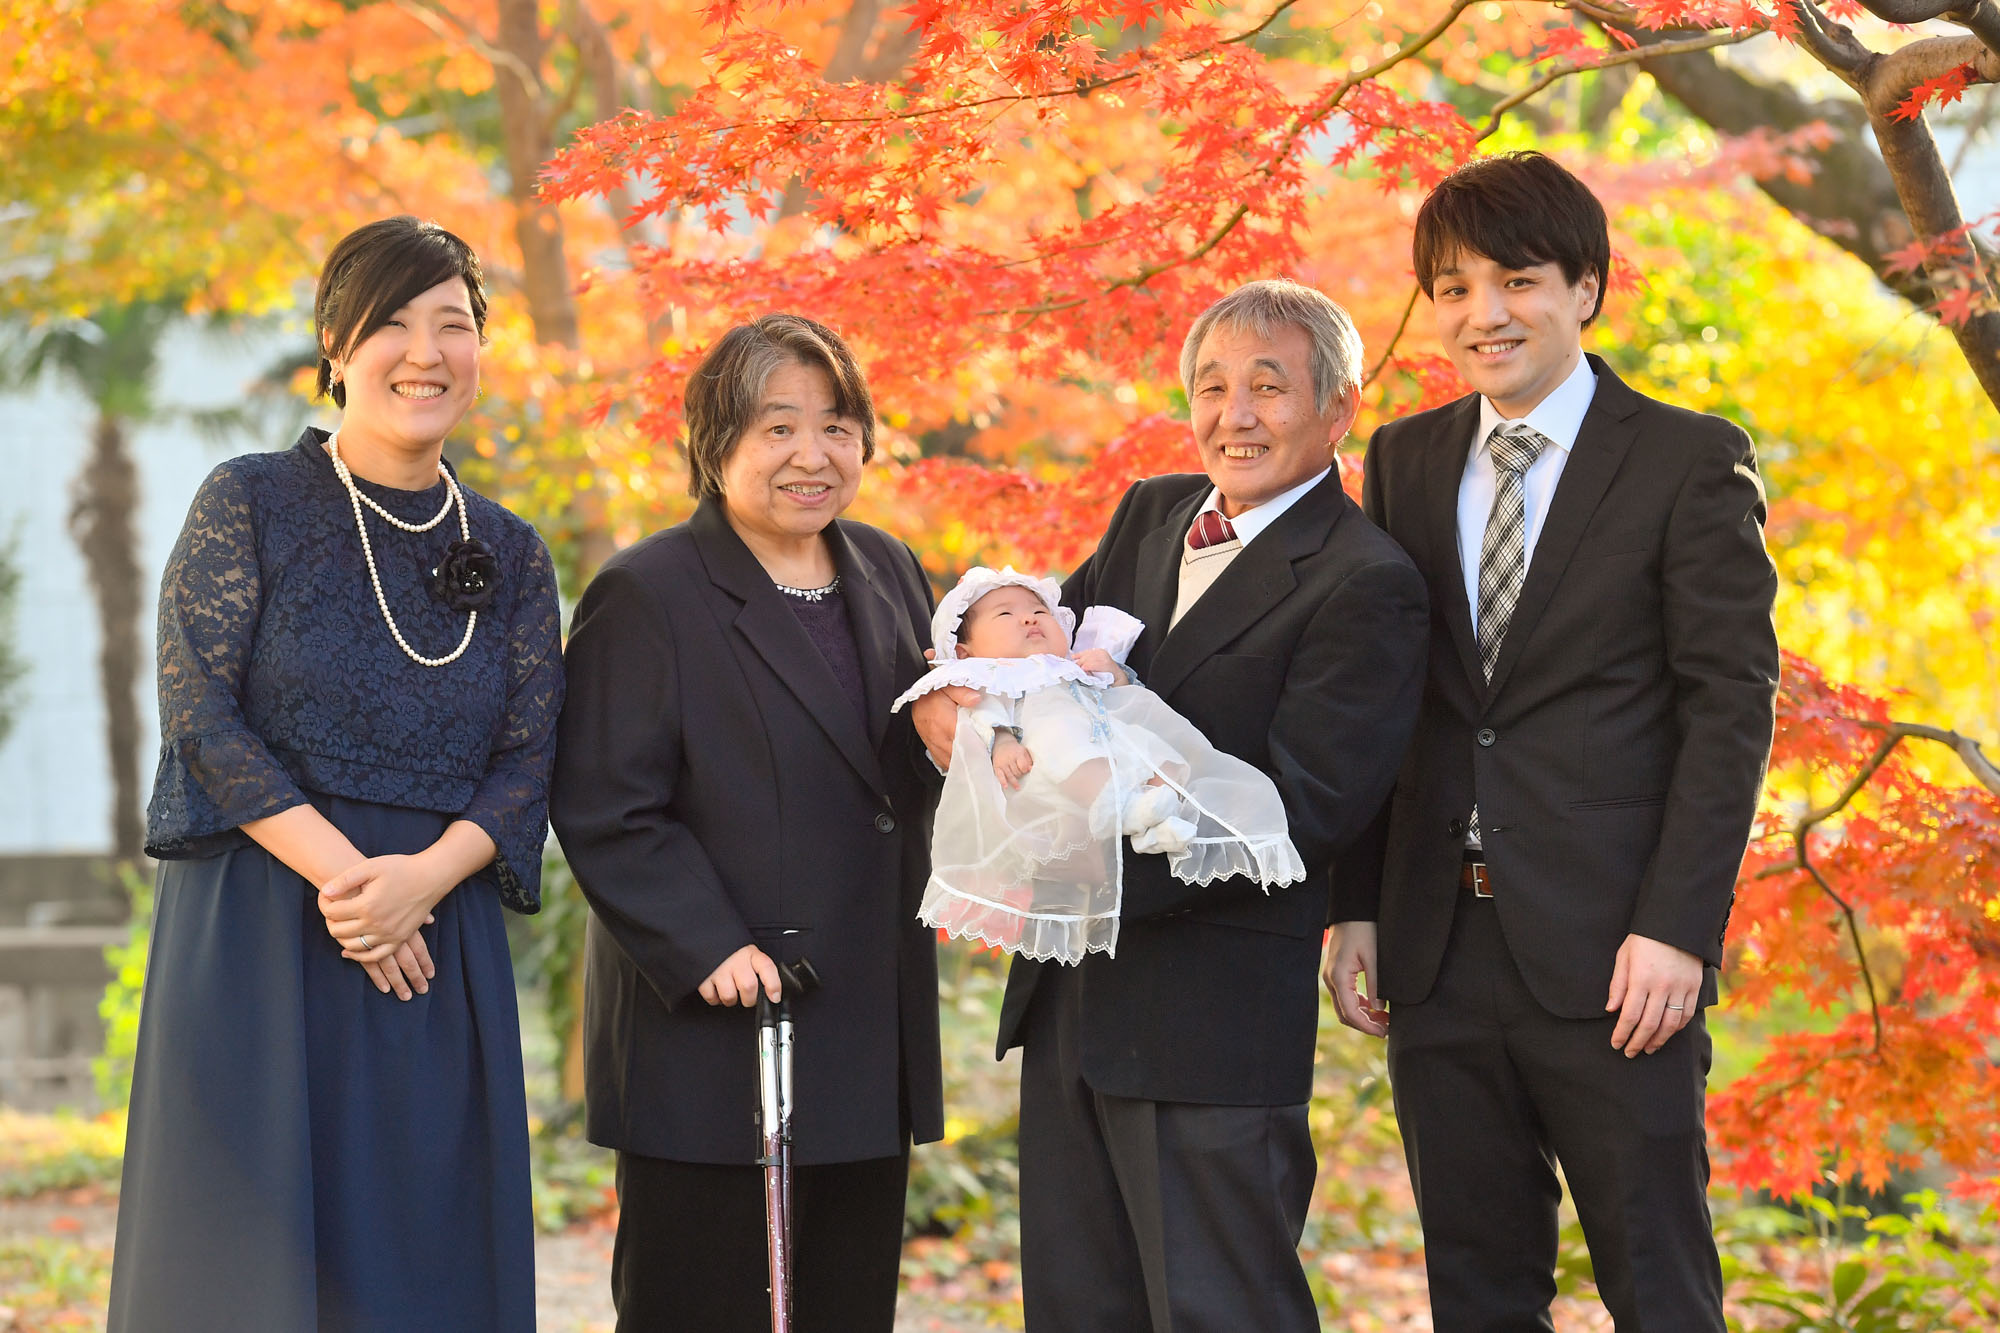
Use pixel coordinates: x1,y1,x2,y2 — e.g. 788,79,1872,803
1070,648,1129,685
991,732,1035,790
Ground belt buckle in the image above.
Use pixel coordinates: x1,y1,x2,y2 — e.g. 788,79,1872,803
1468,862,1492,898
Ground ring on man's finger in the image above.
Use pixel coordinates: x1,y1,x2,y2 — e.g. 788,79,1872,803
1665,1001,1685,1011
358,934,371,950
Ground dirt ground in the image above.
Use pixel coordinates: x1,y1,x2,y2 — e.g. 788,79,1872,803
0,1193,1009,1332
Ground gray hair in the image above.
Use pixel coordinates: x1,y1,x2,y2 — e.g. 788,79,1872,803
1179,279,1364,413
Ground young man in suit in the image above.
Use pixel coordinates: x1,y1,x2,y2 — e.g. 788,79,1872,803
1327,152,1781,1330
915,280,1430,1331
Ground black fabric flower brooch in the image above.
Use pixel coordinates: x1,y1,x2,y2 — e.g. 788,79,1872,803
430,539,502,612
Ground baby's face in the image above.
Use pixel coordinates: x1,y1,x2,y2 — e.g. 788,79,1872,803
957,585,1069,659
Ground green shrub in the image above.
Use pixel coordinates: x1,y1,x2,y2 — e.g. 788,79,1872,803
94,866,152,1108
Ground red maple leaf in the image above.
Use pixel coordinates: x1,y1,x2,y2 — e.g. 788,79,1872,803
899,0,953,35
1882,237,1930,276
1890,63,1977,122
1934,282,1983,326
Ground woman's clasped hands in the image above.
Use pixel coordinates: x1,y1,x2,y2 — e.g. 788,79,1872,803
318,854,448,1000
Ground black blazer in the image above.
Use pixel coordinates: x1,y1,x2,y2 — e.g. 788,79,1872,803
549,500,944,1165
996,472,1429,1106
1334,356,1781,1018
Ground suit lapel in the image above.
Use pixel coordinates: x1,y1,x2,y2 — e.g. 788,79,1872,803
1145,475,1342,701
1422,396,1486,697
1128,487,1206,677
1483,357,1641,701
828,520,900,752
689,500,886,792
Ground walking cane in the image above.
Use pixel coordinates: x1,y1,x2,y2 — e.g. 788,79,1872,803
757,956,820,1333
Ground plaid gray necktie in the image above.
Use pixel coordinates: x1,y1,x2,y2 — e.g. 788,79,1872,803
1476,423,1549,682
1468,423,1547,849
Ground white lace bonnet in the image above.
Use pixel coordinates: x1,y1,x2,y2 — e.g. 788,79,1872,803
930,566,1075,659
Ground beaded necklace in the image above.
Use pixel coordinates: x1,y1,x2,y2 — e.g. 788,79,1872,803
328,432,477,667
773,574,842,602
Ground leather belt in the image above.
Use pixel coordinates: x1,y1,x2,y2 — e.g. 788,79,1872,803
1460,859,1493,898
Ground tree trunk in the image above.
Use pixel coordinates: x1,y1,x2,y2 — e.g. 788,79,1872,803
70,413,144,863
495,0,580,355
1867,102,2000,406
495,0,616,580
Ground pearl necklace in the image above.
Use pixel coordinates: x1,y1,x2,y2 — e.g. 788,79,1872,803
328,432,477,667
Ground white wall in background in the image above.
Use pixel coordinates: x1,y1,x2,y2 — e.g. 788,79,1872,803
0,320,316,853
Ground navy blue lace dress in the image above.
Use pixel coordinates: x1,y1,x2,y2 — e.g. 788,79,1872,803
108,429,562,1333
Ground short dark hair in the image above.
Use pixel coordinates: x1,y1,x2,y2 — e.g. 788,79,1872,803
1412,152,1610,325
682,314,877,500
314,217,488,407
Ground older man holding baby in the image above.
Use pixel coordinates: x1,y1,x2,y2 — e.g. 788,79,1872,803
915,278,1428,1332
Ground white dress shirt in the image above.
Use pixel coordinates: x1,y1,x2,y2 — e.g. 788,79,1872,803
1456,355,1598,635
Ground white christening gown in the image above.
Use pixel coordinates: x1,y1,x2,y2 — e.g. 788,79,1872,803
892,655,1304,964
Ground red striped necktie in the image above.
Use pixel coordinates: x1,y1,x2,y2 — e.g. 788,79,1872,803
1187,510,1238,551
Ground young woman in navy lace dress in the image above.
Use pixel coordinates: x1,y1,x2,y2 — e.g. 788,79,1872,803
108,217,561,1333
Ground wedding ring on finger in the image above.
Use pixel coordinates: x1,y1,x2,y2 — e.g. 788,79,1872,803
358,934,372,950
1665,1001,1685,1011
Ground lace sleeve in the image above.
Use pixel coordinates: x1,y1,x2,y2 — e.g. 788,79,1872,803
457,533,565,913
144,463,309,858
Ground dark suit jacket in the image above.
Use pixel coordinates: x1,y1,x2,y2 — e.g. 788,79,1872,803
996,471,1429,1106
549,500,944,1165
1334,356,1781,1018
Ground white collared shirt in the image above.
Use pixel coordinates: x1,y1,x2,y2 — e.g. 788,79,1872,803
1456,355,1598,634
1196,466,1331,548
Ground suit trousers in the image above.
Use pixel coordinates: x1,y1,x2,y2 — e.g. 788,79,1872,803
610,1150,908,1332
1386,891,1724,1332
1017,965,1320,1333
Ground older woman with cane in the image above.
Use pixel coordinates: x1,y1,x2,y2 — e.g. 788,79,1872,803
551,313,944,1331
109,216,561,1332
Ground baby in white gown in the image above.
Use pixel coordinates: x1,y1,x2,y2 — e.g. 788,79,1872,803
893,567,1303,964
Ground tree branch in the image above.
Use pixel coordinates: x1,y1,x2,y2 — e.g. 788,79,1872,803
1363,283,1422,388
982,0,1477,318
762,0,1303,130
1859,0,2000,54
1851,719,2000,793
1475,28,1758,139
391,0,543,94
1754,717,2000,1056
1793,0,1871,80
1799,846,1886,1054
1864,33,2000,108
1588,19,1951,308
